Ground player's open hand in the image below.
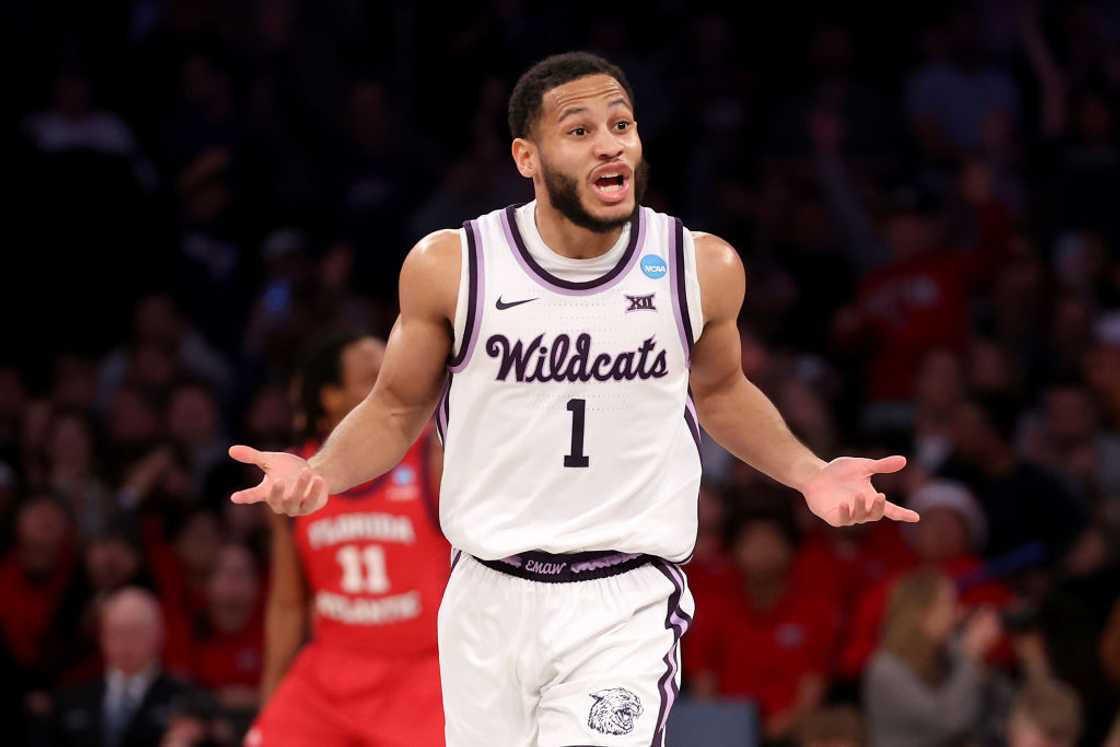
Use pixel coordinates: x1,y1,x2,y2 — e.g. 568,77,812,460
228,445,329,516
801,455,919,527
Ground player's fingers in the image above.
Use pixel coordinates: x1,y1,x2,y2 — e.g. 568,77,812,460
229,445,267,468
310,475,327,504
851,494,870,522
884,501,920,523
292,469,311,502
230,485,266,504
835,502,851,526
868,492,886,521
867,455,907,475
267,479,285,511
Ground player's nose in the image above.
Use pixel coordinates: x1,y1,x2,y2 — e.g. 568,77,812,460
592,132,624,159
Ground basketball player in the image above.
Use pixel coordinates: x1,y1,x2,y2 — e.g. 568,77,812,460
230,52,920,746
245,330,448,747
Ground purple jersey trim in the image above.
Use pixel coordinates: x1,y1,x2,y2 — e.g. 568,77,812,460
435,373,451,445
668,216,694,364
500,204,645,295
448,220,483,372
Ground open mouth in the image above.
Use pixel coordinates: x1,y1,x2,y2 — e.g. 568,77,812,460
590,169,631,202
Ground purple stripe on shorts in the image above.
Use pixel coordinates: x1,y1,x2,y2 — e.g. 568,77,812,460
448,220,484,372
652,560,691,744
501,204,645,296
668,216,694,364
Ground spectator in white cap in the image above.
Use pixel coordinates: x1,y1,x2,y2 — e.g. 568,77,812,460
905,479,988,560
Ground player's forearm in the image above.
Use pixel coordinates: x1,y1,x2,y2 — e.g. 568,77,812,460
261,604,305,702
694,374,825,492
307,392,429,494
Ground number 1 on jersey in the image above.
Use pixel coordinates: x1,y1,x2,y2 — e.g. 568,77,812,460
564,398,589,468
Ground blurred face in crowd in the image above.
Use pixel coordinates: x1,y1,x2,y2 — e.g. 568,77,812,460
914,350,963,414
950,401,998,462
912,507,971,563
48,412,95,475
86,536,141,592
1044,387,1097,445
732,520,793,582
17,498,69,576
920,577,959,645
246,384,291,447
323,337,385,424
207,544,260,633
100,588,163,676
883,211,938,261
129,343,178,393
168,385,220,447
175,511,223,578
108,388,162,447
515,74,648,234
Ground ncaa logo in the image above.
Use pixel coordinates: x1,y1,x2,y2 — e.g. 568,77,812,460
393,466,415,485
640,255,667,279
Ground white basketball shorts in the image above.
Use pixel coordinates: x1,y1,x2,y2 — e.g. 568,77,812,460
437,549,694,747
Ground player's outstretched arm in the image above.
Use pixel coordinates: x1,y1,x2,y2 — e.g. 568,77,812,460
228,230,460,516
687,232,919,528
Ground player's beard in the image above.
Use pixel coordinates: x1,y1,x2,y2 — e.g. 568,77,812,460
540,157,649,234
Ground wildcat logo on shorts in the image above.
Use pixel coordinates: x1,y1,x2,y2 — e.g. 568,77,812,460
588,688,644,736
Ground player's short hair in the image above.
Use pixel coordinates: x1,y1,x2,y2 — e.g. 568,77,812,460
296,328,368,440
508,51,636,140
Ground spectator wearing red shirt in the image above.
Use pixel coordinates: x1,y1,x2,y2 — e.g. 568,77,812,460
837,480,1014,679
687,505,840,742
0,496,84,683
183,542,263,711
833,180,1011,404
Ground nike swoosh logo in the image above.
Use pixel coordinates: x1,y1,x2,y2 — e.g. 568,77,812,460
496,296,538,310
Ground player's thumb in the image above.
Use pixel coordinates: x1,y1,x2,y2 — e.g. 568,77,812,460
869,455,907,474
229,444,267,468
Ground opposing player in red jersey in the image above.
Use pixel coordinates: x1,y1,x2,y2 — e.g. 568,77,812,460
246,330,448,747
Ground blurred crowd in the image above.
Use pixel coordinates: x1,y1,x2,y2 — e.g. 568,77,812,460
4,1,1120,745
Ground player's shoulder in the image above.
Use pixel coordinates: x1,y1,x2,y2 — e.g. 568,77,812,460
690,231,745,285
408,228,462,264
401,228,461,284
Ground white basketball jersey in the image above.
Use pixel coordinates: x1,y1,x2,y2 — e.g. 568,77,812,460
436,201,705,562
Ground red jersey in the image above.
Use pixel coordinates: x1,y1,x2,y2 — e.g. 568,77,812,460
292,434,449,656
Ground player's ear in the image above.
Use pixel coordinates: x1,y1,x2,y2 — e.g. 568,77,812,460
511,137,537,179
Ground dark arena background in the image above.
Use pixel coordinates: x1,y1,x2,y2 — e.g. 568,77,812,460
3,1,1120,745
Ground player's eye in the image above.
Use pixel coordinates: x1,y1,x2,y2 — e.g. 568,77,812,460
569,127,587,137
615,120,631,131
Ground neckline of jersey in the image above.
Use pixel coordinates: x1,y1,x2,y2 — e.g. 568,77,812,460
502,203,643,293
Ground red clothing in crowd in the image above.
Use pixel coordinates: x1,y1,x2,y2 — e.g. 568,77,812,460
792,522,913,614
189,607,266,691
686,574,840,720
837,554,1015,678
0,547,78,671
853,203,1011,401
